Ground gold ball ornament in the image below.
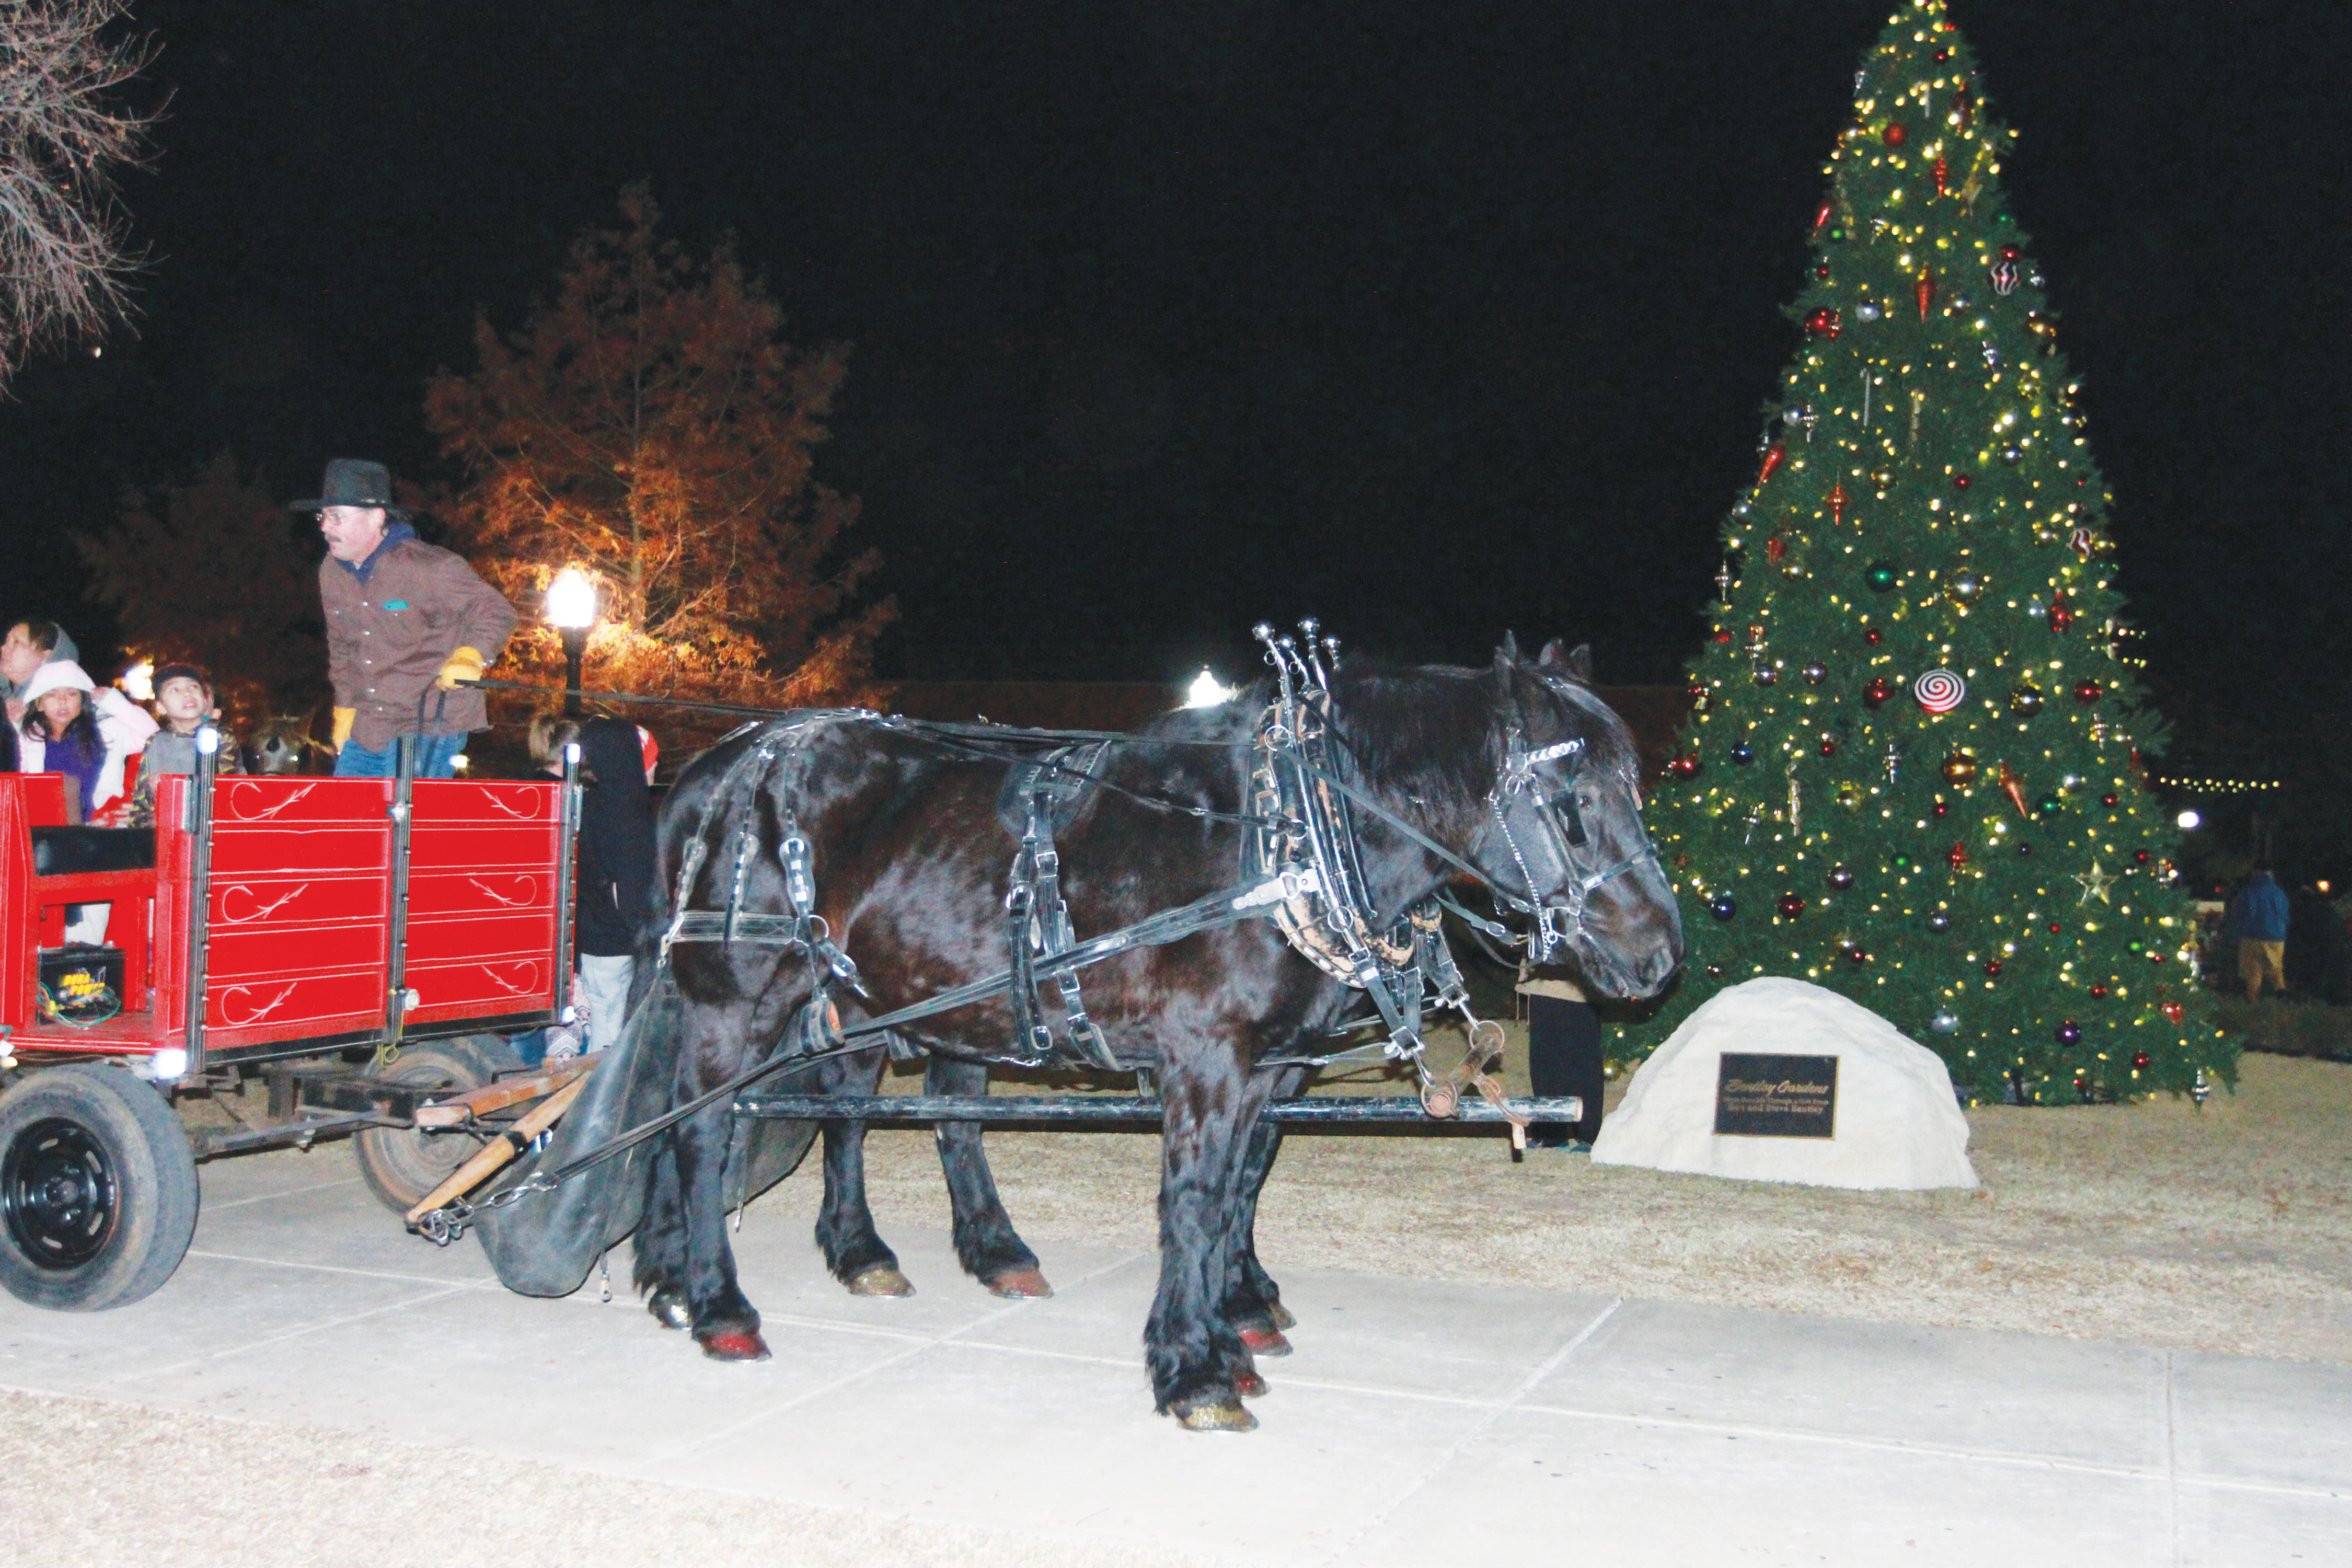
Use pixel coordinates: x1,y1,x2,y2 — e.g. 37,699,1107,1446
1940,750,1979,785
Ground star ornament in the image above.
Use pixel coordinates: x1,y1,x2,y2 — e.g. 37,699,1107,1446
2073,860,2117,905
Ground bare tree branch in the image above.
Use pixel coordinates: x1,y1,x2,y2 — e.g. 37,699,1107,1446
0,0,153,381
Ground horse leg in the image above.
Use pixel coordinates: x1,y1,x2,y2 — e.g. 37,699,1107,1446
632,1132,694,1331
1147,1062,1275,1431
812,1046,911,1296
1223,1090,1301,1356
673,1093,770,1361
925,1054,1048,1297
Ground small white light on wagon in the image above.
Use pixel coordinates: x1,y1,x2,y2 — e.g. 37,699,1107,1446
196,725,218,756
563,742,581,766
149,1048,188,1079
2175,809,2201,831
450,753,469,771
1183,669,1236,709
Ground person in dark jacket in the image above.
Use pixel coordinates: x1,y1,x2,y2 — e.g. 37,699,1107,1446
2228,866,2291,1002
532,713,657,1055
294,458,517,779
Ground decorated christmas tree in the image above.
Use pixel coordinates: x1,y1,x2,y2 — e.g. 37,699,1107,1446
1627,0,2232,1104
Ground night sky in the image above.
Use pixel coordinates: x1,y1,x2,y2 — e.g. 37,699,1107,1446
2,1,2345,800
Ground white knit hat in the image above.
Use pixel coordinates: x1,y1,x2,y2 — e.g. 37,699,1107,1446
19,660,97,705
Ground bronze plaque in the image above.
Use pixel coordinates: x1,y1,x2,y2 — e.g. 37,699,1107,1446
1713,1053,1839,1138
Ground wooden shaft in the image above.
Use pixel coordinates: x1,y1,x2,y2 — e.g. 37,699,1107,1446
404,1074,591,1225
412,1057,596,1127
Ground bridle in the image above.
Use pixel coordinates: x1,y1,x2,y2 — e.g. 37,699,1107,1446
1479,672,1661,964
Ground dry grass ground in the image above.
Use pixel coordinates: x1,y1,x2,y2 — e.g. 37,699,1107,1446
795,1031,2352,1364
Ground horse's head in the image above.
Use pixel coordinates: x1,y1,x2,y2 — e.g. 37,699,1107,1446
1478,637,1684,998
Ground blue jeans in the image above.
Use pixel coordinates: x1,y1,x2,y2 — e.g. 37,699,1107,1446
334,732,469,779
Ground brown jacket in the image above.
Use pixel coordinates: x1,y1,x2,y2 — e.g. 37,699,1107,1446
321,530,517,751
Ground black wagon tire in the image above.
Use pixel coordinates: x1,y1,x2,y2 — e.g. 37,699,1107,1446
352,1034,524,1215
0,1063,200,1311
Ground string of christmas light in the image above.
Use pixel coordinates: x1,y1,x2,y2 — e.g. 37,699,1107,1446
1620,0,2230,1106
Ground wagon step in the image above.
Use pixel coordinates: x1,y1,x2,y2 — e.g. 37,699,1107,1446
730,1093,1582,1125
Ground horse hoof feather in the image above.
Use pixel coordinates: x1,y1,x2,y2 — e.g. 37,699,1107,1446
1267,1300,1298,1331
1238,1326,1293,1357
1176,1399,1258,1433
986,1267,1054,1299
847,1264,916,1297
696,1328,771,1362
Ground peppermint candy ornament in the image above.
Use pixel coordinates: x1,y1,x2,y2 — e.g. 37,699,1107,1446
1913,668,1967,713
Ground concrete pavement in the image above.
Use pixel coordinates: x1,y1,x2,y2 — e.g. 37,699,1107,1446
1,1144,2345,1566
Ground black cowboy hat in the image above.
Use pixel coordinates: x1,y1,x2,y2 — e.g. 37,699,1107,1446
288,457,410,518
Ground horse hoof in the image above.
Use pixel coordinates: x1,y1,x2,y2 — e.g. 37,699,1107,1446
1175,1399,1258,1433
1238,1326,1293,1357
696,1328,771,1362
847,1265,915,1297
648,1287,691,1331
1267,1300,1298,1331
986,1267,1054,1299
1235,1368,1269,1399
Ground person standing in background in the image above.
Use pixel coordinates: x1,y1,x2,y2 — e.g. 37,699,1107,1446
2228,864,2291,1004
530,713,656,1057
1516,963,1606,1149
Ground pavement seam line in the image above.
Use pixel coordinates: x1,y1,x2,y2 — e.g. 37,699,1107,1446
95,1284,477,1387
184,1248,500,1288
2166,1349,2182,1568
632,1249,1155,1468
1314,1295,1624,1568
197,1176,368,1212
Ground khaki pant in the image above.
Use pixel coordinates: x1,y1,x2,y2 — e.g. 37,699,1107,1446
2238,939,2286,997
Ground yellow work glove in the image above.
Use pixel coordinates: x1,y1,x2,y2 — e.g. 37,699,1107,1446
330,707,356,753
436,646,486,691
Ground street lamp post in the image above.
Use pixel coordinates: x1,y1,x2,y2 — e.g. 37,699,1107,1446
546,569,597,719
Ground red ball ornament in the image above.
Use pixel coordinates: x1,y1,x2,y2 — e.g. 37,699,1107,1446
1806,308,1842,339
1984,959,2002,977
1714,630,1733,643
2090,984,2109,999
1882,121,1908,146
2073,679,2105,705
1947,841,1969,869
2132,1050,2152,1069
1846,947,1869,966
2049,596,2076,633
1758,441,1787,486
1864,627,1883,645
1952,472,1973,491
1819,736,1839,757
2101,792,2120,808
1766,535,1787,564
2162,1001,2185,1024
1864,676,1895,707
1777,893,1806,919
1668,754,1702,779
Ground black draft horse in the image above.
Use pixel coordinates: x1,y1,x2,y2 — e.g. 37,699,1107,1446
628,639,1682,1429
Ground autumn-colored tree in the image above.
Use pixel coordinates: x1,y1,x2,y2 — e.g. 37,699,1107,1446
424,185,892,721
76,450,327,725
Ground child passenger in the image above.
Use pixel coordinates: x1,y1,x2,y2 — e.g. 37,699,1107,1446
128,662,243,826
18,661,156,826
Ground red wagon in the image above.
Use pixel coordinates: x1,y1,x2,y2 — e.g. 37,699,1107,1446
0,740,577,1310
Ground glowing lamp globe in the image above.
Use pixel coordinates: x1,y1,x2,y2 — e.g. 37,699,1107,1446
1183,669,1237,709
546,569,598,630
